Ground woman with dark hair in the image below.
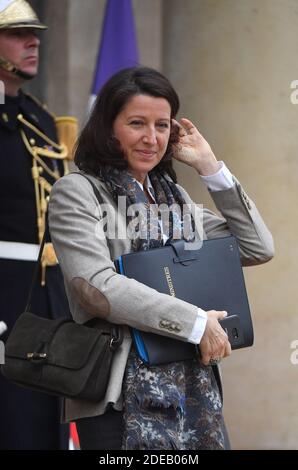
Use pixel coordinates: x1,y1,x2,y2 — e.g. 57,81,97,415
75,66,179,180
49,66,274,450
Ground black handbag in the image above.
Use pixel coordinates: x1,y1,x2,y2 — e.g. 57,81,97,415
1,175,123,402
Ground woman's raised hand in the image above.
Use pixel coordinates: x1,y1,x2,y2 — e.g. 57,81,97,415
172,118,220,176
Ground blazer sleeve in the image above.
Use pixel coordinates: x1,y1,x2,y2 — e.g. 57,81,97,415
48,174,198,340
177,176,274,266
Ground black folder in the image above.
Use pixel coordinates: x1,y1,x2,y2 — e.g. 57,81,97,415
115,235,253,365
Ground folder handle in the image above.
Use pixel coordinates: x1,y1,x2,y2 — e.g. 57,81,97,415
167,240,200,264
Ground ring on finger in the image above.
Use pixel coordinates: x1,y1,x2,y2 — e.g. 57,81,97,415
209,356,222,366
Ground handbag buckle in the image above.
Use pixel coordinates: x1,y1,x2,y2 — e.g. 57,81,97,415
109,337,117,350
109,326,123,351
27,352,47,362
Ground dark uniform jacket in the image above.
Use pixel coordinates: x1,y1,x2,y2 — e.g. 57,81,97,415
0,91,69,450
0,91,61,243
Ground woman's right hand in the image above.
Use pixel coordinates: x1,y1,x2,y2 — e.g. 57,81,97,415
199,310,231,365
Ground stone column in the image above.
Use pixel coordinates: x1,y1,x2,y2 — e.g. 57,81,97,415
163,0,298,449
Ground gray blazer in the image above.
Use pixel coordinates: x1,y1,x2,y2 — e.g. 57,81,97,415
48,171,274,422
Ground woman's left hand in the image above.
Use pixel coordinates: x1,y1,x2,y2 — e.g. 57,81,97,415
172,118,220,176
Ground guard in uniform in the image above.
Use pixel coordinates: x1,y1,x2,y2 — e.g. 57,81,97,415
0,0,77,449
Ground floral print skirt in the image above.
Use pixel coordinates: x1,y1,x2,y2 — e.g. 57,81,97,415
121,350,226,450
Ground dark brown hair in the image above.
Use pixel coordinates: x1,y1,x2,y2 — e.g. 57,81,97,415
74,66,180,181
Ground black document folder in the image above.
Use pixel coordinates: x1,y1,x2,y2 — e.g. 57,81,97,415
115,236,253,365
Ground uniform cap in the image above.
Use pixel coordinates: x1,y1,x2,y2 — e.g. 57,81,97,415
0,0,47,30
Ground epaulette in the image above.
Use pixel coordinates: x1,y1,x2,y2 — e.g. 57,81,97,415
23,92,56,119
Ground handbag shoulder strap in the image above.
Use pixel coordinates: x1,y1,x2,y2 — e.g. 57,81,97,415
25,172,108,310
71,171,104,204
26,171,123,346
67,172,123,347
26,174,94,312
25,226,48,312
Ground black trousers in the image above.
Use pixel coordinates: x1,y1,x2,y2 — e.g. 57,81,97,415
75,408,123,450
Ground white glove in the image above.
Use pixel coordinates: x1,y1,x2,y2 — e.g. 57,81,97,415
0,321,7,336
